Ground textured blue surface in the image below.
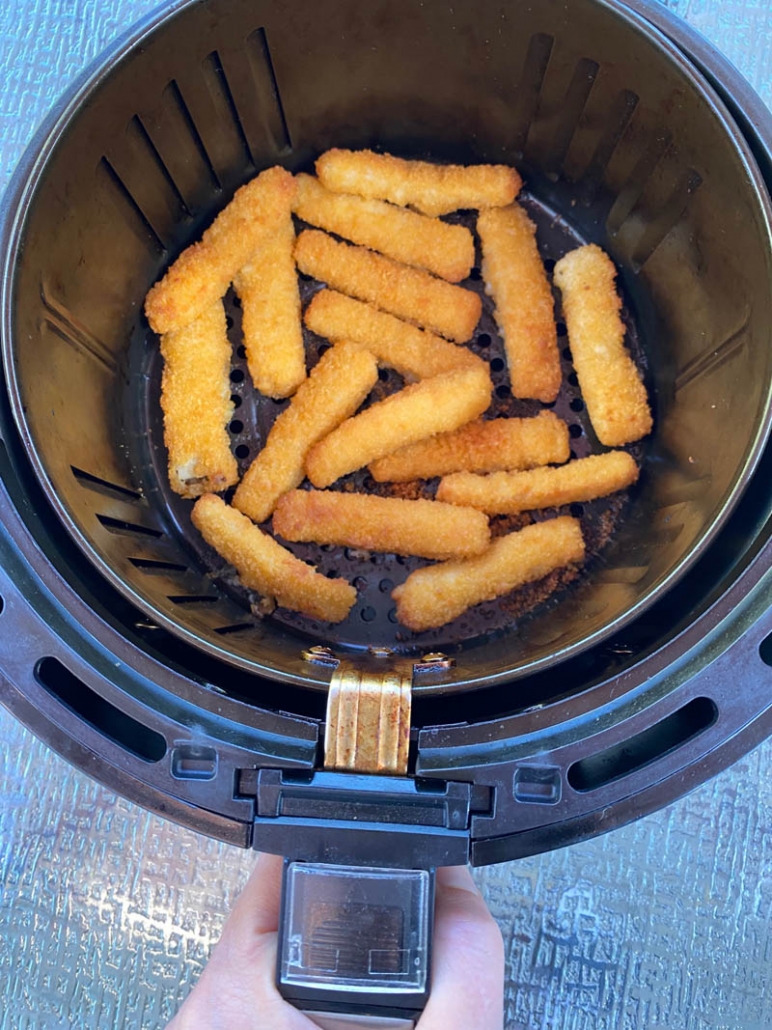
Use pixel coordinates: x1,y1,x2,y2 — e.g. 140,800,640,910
2,1,772,1028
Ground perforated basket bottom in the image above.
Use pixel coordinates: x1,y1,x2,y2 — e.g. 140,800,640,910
131,193,647,653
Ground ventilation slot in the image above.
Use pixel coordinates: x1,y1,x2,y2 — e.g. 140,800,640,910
579,89,639,200
631,167,703,270
248,28,292,152
545,57,599,176
71,466,143,501
567,697,717,792
35,656,166,763
41,284,117,373
167,594,219,605
128,557,189,573
98,156,166,254
511,33,554,156
96,514,164,538
214,622,254,635
606,130,672,235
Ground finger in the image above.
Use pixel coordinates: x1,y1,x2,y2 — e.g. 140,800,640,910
418,865,505,1030
171,853,316,1030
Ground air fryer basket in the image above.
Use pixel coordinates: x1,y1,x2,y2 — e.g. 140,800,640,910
4,0,772,698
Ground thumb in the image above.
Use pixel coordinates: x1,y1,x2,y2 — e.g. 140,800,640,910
418,865,505,1030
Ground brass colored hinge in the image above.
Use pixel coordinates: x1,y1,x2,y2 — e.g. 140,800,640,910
302,646,455,775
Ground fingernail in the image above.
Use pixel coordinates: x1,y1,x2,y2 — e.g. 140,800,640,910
437,864,482,895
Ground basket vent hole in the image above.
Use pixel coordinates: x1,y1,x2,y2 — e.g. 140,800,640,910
570,398,584,412
496,384,512,399
229,419,244,434
231,394,243,409
476,333,491,348
567,696,717,792
543,258,556,273
569,423,583,439
562,347,573,361
570,504,585,518
236,344,247,359
470,266,482,281
235,444,250,459
490,357,505,373
35,656,166,763
361,606,377,622
557,322,567,337
230,368,245,384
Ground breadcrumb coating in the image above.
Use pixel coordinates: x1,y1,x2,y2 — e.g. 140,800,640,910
191,494,356,623
370,411,569,482
553,244,652,446
159,299,237,498
305,364,492,488
437,450,639,513
316,148,521,217
274,489,490,560
478,204,561,403
145,165,296,334
392,516,585,631
232,343,378,523
294,229,482,343
294,173,474,282
234,213,305,399
304,290,484,381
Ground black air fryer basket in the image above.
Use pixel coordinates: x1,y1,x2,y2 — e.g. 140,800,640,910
4,0,772,1022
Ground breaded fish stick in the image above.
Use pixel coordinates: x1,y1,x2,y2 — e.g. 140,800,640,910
273,490,491,560
392,516,585,631
234,214,305,399
294,229,482,343
191,494,356,623
436,450,639,513
305,364,492,489
145,166,296,334
233,343,378,522
304,290,484,381
316,149,522,217
478,204,561,403
370,411,569,482
294,174,474,282
553,244,653,446
160,300,237,498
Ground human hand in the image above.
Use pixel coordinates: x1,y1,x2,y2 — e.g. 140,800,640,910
167,853,504,1030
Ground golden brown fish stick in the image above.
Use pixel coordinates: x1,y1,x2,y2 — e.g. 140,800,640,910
273,489,490,560
294,229,482,343
159,300,238,498
191,494,356,623
392,516,585,631
304,290,484,381
145,165,296,334
233,215,305,399
477,204,561,403
553,244,653,446
233,343,378,523
436,451,639,513
369,411,569,482
293,174,474,282
316,148,522,217
305,364,492,489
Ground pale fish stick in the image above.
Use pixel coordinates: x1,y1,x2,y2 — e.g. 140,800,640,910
305,364,492,489
294,229,482,343
234,214,305,399
316,148,522,217
370,411,570,482
392,516,585,632
304,290,484,381
478,204,561,403
436,451,639,513
191,494,356,623
233,343,378,523
273,490,490,560
294,174,474,282
553,244,653,446
160,300,237,498
145,166,296,334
